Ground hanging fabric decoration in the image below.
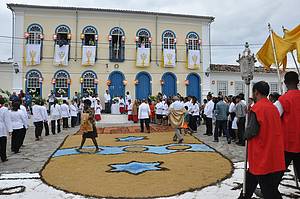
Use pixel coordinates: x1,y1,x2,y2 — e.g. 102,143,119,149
82,46,96,66
188,50,201,69
25,44,41,66
163,49,176,67
54,44,69,66
136,47,150,67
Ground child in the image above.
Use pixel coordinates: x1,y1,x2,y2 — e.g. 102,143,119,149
149,101,155,123
94,99,102,122
79,99,99,151
127,99,133,121
119,96,125,114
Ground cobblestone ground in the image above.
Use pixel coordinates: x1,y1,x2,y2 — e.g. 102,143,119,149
0,122,244,174
0,126,79,174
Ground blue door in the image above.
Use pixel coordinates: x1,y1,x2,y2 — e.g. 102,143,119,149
187,73,201,101
109,71,125,98
136,72,151,100
162,72,177,97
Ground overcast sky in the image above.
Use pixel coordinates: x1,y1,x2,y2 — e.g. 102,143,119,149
0,0,299,65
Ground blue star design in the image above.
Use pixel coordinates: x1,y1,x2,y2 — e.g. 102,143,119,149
117,136,146,142
109,161,163,175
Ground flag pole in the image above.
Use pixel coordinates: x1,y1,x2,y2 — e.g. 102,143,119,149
282,26,300,75
268,23,283,94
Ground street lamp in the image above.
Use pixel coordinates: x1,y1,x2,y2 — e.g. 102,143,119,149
12,62,20,74
236,42,256,197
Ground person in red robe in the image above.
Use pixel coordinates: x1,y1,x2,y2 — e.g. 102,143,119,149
149,101,155,123
275,71,300,180
239,81,285,199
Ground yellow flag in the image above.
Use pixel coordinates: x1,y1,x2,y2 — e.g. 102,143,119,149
284,24,300,63
257,31,293,70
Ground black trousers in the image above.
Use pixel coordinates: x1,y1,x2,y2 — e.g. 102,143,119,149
20,127,26,146
11,128,25,153
140,118,150,132
284,151,300,181
77,112,81,125
214,120,230,141
0,136,7,161
189,115,198,131
33,121,43,139
205,117,213,135
241,170,283,199
237,117,246,144
105,102,111,113
44,121,49,136
62,117,69,128
71,116,77,127
51,119,61,134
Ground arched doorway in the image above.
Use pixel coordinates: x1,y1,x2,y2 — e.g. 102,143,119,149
26,69,42,97
186,73,201,101
161,72,177,97
135,72,152,100
109,71,125,98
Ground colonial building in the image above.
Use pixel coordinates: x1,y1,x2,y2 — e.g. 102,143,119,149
7,4,214,102
210,64,282,97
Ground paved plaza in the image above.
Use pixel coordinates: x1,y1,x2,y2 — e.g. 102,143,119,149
0,115,298,198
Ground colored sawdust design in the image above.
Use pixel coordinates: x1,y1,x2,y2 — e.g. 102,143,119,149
40,132,233,199
75,125,174,135
116,136,147,142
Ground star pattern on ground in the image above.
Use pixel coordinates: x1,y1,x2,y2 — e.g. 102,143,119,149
108,161,164,175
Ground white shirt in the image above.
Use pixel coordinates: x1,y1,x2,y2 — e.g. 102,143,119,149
32,105,44,122
40,106,48,121
20,105,29,126
104,93,111,103
94,103,102,115
125,95,132,104
204,100,214,118
50,104,61,120
228,102,236,113
70,104,78,117
190,103,200,116
0,107,13,137
127,103,133,115
155,102,163,115
10,110,28,130
169,100,184,110
138,103,151,119
60,104,70,118
119,98,125,107
274,101,284,116
162,102,169,115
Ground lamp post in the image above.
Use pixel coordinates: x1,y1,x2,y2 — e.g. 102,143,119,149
236,42,256,196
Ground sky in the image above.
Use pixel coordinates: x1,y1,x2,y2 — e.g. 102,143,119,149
0,0,299,66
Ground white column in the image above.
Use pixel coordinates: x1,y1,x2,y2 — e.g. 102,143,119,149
201,22,211,100
12,11,24,93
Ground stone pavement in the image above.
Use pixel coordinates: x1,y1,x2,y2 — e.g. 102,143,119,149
0,126,79,174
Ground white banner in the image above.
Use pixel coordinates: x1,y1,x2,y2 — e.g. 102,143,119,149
82,46,96,66
188,50,201,69
136,47,150,67
25,44,41,66
54,44,69,66
163,49,176,67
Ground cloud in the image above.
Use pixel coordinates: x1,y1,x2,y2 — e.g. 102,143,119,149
0,0,299,65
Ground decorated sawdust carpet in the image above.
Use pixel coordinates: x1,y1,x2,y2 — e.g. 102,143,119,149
41,131,233,198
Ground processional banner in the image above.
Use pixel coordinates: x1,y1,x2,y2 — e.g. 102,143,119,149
136,47,150,67
188,50,201,69
163,49,176,67
82,46,96,66
54,45,69,66
25,44,41,66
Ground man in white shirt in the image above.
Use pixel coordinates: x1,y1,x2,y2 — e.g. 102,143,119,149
61,100,70,129
204,94,214,136
0,98,13,162
155,99,163,125
40,101,49,136
32,101,44,141
138,99,151,133
48,90,55,113
70,100,78,127
104,90,111,113
19,101,29,145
